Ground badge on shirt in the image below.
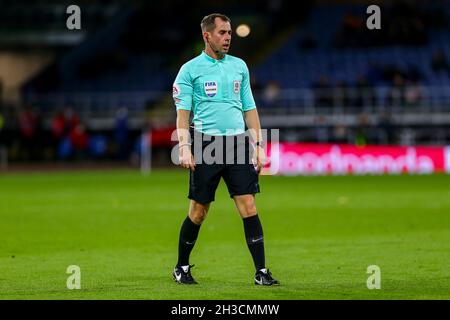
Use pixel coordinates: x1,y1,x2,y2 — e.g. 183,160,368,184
172,84,181,103
204,81,218,97
233,80,241,94
173,84,180,97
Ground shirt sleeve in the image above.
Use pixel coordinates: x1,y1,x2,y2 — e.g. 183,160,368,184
241,62,256,112
173,64,193,111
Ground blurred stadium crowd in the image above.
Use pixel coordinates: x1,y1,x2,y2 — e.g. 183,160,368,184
0,0,449,165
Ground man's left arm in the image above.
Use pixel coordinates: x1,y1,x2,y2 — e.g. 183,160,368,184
244,109,266,173
241,60,266,173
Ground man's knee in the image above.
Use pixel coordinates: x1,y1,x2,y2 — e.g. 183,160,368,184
189,200,210,225
236,195,257,217
243,201,257,217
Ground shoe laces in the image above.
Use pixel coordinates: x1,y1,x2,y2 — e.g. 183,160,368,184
259,268,273,279
185,264,195,281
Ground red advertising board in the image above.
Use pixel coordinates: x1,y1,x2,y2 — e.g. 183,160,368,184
265,143,449,175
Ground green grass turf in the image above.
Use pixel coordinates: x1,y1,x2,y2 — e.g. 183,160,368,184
0,170,449,299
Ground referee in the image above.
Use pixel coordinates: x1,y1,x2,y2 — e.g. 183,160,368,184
172,13,279,286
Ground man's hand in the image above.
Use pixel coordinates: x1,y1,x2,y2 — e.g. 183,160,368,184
179,145,196,171
253,145,267,174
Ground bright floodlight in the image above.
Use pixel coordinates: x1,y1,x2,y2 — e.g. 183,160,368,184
236,24,251,37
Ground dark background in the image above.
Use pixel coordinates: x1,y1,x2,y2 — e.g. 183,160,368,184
0,0,449,167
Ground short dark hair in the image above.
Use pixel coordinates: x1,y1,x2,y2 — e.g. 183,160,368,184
200,13,231,32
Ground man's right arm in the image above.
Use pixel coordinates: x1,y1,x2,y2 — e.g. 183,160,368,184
173,63,195,170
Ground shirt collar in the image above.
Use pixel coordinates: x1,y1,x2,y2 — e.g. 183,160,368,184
202,51,227,63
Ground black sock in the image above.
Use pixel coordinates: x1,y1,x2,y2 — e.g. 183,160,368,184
243,214,266,271
177,216,201,267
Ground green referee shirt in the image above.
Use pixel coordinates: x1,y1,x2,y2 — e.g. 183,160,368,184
172,51,256,136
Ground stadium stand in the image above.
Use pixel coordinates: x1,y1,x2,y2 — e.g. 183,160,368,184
1,0,450,163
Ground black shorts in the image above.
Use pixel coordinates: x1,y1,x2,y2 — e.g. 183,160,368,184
188,131,260,204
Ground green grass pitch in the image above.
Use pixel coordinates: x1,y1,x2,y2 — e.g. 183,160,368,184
0,170,449,299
